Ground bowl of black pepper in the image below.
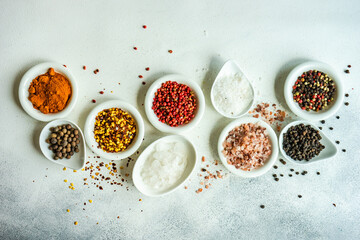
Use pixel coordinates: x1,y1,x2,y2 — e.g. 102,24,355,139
39,119,86,170
279,120,338,164
284,61,344,121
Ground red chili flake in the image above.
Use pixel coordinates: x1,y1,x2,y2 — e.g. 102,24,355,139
347,65,351,68
142,25,147,29
168,50,173,53
202,156,205,162
99,91,104,94
145,67,150,71
138,75,143,78
83,66,86,70
94,69,99,74
92,99,96,103
133,47,138,50
195,188,203,193
63,65,67,68
142,81,146,85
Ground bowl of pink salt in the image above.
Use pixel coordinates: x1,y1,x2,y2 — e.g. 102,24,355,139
218,117,278,177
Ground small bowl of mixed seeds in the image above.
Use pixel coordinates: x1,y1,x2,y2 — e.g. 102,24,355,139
39,119,86,170
84,100,145,160
284,61,344,121
279,120,337,164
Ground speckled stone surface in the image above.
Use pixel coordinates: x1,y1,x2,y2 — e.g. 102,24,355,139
1,0,360,239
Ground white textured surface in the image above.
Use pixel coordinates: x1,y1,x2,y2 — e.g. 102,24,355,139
1,0,360,239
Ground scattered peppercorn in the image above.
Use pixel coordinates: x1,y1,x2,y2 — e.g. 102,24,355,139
320,120,325,124
347,65,351,68
274,178,279,182
336,116,340,119
298,195,302,198
345,93,349,97
280,174,284,177
289,174,292,177
317,172,320,175
344,69,350,74
260,205,265,209
295,172,299,175
319,127,322,130
152,81,197,127
329,127,333,130
345,102,349,106
342,149,346,152
273,174,277,177
279,159,286,165
273,165,278,169
335,140,340,144
92,99,96,103
142,81,146,85
290,169,294,172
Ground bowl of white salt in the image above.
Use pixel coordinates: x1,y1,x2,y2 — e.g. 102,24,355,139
211,60,255,118
132,135,197,197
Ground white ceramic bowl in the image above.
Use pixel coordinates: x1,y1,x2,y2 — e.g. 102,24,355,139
284,61,344,121
39,119,86,170
218,117,278,177
132,135,197,197
211,60,255,118
19,62,78,122
84,100,144,160
279,120,337,165
144,74,205,134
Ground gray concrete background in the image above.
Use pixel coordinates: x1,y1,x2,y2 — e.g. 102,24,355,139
1,0,360,239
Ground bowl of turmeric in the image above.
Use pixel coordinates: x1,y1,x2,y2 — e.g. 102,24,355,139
19,62,78,122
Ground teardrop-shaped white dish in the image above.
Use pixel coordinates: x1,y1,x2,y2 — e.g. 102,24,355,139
279,120,338,164
211,60,255,118
132,135,197,197
39,119,86,170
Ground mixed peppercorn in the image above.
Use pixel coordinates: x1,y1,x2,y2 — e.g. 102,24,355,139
292,70,336,111
152,81,197,127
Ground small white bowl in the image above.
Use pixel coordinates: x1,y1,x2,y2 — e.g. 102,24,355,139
19,62,78,122
211,60,255,118
279,120,337,164
132,135,197,197
284,61,344,121
218,117,278,177
39,119,86,170
144,74,205,134
84,100,144,160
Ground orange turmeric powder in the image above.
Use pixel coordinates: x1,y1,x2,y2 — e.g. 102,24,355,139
28,68,72,114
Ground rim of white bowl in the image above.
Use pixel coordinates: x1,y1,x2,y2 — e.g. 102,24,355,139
18,62,78,122
132,135,197,197
84,100,145,160
218,117,278,177
210,60,255,118
144,74,205,134
278,120,338,164
284,61,344,121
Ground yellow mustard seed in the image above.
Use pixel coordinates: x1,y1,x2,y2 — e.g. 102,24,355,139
64,179,68,183
74,221,78,225
89,200,93,203
63,167,67,171
70,183,74,186
94,108,136,153
67,209,70,212
73,170,77,172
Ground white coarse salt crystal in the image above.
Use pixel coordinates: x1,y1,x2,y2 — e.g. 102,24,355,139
213,73,253,116
141,141,188,191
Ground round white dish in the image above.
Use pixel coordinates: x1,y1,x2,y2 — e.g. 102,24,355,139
19,62,78,122
39,119,86,170
84,100,144,160
211,60,255,118
284,61,344,121
279,120,337,165
132,135,197,197
144,74,205,134
218,117,278,177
